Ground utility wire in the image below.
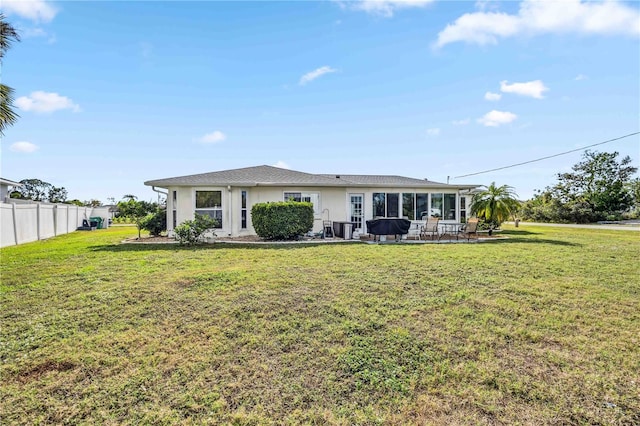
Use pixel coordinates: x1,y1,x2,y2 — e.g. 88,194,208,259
452,131,640,179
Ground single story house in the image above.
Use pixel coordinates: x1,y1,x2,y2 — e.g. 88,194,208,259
0,178,22,203
144,165,479,237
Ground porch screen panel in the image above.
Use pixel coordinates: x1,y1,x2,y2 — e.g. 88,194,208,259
195,190,223,228
402,192,416,220
444,194,456,220
386,193,399,217
460,197,467,222
373,193,385,218
431,193,443,218
416,193,428,219
402,193,415,220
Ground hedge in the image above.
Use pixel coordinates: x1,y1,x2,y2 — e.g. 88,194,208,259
251,201,314,240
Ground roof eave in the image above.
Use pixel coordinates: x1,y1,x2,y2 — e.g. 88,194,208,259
145,181,479,189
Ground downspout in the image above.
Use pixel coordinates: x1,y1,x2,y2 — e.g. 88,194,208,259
152,186,170,233
151,186,168,203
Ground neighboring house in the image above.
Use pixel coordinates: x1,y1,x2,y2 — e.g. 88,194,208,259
144,165,479,237
0,178,22,202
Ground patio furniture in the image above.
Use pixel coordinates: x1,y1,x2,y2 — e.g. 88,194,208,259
406,221,424,240
419,217,440,240
439,222,465,241
366,218,412,242
458,218,479,241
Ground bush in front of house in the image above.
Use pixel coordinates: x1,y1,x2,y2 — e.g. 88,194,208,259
251,201,313,240
141,208,167,236
174,214,219,245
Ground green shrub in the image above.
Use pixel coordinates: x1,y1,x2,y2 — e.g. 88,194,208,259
251,201,313,240
174,214,218,245
141,208,167,236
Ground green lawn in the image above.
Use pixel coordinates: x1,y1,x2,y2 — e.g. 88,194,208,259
1,226,638,425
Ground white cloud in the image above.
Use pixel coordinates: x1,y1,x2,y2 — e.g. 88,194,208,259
434,0,640,48
10,141,39,153
299,66,337,86
426,127,440,136
500,80,549,99
20,27,56,44
477,110,517,127
575,74,588,81
484,91,502,101
475,1,500,12
273,161,291,169
197,131,226,144
344,0,435,17
452,118,471,126
2,0,58,23
15,91,80,113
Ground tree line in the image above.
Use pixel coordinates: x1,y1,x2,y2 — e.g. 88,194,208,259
471,150,639,226
9,178,105,207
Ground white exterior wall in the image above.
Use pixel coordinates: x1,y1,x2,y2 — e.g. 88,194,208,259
176,187,194,227
1,184,9,201
247,186,348,234
167,185,467,238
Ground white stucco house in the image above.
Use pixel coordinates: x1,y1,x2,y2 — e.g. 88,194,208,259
1,178,22,202
144,165,479,237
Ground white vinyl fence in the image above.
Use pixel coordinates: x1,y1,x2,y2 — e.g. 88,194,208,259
0,201,110,248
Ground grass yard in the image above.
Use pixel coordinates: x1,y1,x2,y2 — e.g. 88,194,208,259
1,225,639,425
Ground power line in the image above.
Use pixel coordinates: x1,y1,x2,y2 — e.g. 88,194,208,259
452,131,640,179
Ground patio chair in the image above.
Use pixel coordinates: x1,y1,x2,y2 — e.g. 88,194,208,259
419,217,440,240
458,218,479,241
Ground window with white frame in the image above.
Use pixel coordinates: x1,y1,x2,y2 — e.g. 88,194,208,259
195,190,223,228
241,190,248,229
372,192,400,217
284,192,321,215
172,190,177,229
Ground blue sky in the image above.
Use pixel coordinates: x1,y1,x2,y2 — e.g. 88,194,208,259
2,0,639,203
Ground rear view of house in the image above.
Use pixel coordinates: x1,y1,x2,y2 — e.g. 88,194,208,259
144,165,478,237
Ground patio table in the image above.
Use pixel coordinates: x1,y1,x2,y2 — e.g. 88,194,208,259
438,222,465,240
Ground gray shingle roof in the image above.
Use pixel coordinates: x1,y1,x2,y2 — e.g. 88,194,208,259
145,165,337,187
318,174,444,186
144,165,477,189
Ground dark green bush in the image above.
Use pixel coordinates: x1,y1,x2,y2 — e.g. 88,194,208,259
251,201,313,240
141,208,167,236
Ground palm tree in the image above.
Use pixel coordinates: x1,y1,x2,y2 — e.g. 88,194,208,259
470,182,520,228
0,14,20,135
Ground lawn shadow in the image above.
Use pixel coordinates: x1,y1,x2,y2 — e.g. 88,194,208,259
480,237,580,247
90,235,579,252
89,241,341,253
500,230,542,236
